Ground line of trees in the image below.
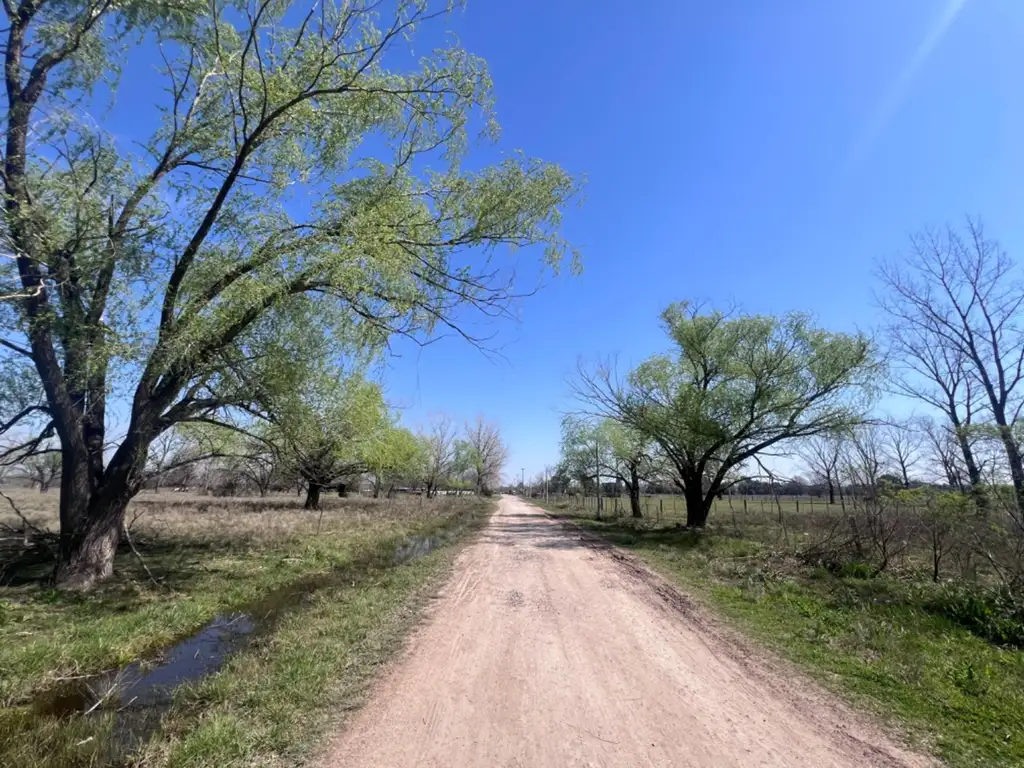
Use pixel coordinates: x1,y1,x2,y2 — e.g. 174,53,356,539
2,405,510,509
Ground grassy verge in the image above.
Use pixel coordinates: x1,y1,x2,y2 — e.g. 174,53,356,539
0,491,491,767
531,500,1024,768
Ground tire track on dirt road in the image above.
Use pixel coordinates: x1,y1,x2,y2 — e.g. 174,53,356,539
320,496,933,768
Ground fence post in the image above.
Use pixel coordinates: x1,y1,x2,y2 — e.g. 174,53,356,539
796,500,799,515
744,498,748,514
660,498,664,518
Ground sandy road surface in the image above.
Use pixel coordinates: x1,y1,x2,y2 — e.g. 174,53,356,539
322,496,931,768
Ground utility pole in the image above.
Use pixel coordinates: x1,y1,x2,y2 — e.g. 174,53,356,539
595,435,601,520
521,467,525,496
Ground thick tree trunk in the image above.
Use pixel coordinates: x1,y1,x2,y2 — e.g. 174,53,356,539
54,429,152,588
628,467,642,518
683,483,709,527
826,479,835,505
304,483,322,510
53,498,126,589
996,424,1024,515
58,451,94,564
954,428,986,510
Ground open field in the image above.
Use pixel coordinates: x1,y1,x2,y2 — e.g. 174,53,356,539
0,488,492,767
537,492,835,525
530,497,1024,768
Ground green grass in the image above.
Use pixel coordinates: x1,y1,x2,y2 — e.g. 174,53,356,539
0,491,491,767
534,500,1024,768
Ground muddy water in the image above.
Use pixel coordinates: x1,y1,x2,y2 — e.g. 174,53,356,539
31,524,467,746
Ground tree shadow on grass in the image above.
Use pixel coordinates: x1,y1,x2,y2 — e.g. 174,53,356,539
547,511,733,555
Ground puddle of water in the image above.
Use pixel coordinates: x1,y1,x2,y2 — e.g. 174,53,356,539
391,529,461,565
30,523,470,750
35,612,255,718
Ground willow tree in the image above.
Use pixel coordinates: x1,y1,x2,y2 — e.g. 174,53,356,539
275,373,386,510
364,425,426,497
0,0,579,587
574,302,876,527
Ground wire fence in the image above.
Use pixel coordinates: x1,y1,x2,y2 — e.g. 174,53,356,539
527,491,847,523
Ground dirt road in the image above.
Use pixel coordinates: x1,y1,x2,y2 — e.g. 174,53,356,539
323,496,931,767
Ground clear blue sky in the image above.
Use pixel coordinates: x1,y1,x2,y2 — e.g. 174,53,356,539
378,0,1024,481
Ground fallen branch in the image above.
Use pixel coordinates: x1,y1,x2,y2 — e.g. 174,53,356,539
0,487,55,555
120,524,164,589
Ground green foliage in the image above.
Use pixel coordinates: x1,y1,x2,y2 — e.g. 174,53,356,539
272,371,387,488
578,301,877,521
928,585,1024,648
630,303,876,456
364,425,427,490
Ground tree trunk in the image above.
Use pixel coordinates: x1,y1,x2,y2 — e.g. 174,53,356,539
826,479,835,505
373,475,381,499
628,466,642,518
53,498,126,589
683,483,709,527
304,483,321,510
996,424,1024,515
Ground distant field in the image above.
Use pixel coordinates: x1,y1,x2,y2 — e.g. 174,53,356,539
534,492,842,526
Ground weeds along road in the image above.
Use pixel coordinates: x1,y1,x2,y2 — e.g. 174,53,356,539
322,496,931,768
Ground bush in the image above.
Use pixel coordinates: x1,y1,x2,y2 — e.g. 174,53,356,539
928,585,1024,648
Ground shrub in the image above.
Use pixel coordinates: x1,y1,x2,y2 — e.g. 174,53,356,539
928,585,1024,648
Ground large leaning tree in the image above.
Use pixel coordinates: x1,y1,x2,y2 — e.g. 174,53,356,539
573,302,877,527
0,0,579,587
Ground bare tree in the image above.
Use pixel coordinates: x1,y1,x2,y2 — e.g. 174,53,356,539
798,434,844,504
145,431,187,493
880,418,923,488
919,416,969,490
421,414,458,499
22,448,61,492
841,425,887,496
879,219,1024,511
237,452,279,497
464,416,508,496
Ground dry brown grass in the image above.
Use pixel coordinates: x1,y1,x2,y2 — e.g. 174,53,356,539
0,487,463,542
